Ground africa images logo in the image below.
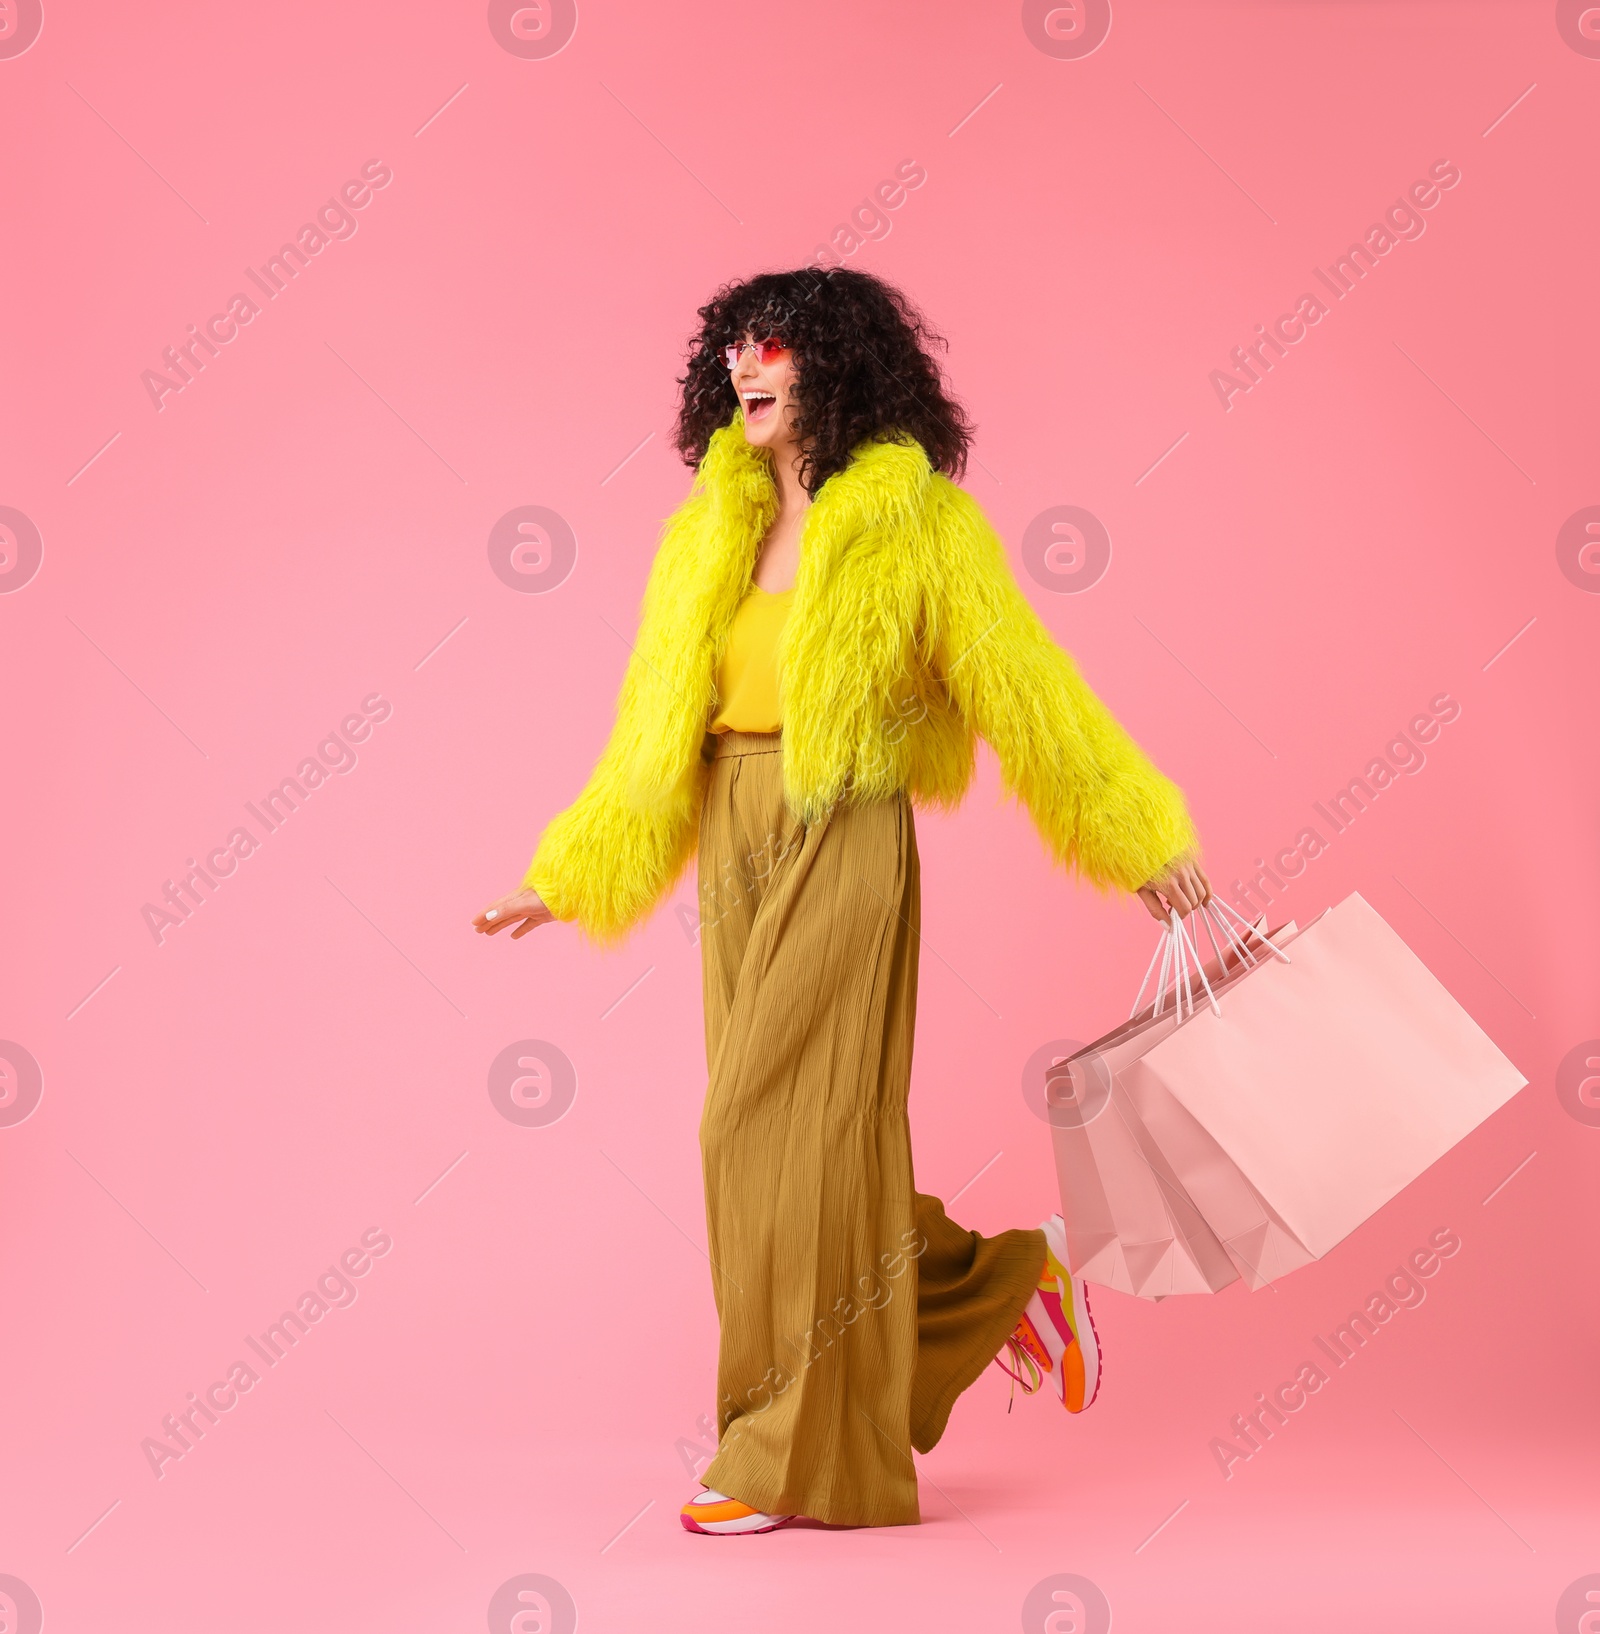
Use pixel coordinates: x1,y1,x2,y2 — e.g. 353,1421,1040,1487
1556,0,1600,55
141,694,394,945
0,507,43,594
1022,507,1112,594
488,1575,577,1634
488,1040,578,1127
1022,0,1113,58
142,1228,394,1479
0,0,44,59
0,1576,43,1634
1556,506,1600,594
0,1041,44,1129
488,0,578,58
140,161,395,413
488,507,578,593
1209,161,1462,411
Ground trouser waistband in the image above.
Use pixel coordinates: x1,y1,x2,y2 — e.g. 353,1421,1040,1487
703,729,783,761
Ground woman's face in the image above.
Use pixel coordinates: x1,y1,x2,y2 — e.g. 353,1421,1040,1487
727,331,799,452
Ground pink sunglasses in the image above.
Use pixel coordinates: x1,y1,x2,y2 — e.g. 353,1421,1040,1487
721,337,790,370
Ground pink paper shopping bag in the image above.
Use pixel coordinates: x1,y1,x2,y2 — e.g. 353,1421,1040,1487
1049,1011,1235,1297
1048,915,1301,1297
1126,891,1528,1263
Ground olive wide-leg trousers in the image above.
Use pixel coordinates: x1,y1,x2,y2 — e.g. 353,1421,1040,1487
695,729,1045,1528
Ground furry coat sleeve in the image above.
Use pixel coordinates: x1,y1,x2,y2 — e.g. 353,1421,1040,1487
519,493,713,944
925,483,1199,896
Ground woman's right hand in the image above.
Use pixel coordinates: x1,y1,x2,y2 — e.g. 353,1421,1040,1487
1136,848,1212,922
472,887,556,940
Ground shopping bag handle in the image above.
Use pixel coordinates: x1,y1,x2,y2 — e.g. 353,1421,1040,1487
1129,899,1291,1022
1203,897,1290,974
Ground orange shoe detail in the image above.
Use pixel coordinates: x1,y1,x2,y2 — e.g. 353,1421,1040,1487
1060,1331,1088,1413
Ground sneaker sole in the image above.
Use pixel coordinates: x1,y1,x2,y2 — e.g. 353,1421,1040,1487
680,1511,795,1535
1043,1215,1102,1412
1065,1264,1101,1411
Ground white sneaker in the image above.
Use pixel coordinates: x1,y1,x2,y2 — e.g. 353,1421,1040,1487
679,1488,795,1535
995,1215,1101,1412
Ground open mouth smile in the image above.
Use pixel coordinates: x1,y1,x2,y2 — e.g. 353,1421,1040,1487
741,391,777,423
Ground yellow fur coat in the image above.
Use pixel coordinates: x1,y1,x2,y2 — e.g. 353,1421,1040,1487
524,422,1197,944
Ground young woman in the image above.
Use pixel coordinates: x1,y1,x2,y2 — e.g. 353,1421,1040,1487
474,268,1212,1534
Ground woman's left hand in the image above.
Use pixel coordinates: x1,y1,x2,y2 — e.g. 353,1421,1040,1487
1136,848,1212,921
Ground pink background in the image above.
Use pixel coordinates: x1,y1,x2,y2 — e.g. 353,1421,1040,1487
3,1,1597,1629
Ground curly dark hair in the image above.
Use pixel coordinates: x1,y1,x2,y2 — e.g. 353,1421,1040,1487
674,267,974,494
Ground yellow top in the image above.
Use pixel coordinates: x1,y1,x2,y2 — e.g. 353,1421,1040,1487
708,584,794,733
